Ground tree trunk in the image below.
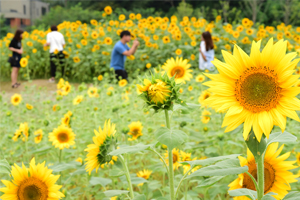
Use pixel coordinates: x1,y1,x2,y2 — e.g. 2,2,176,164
284,0,292,24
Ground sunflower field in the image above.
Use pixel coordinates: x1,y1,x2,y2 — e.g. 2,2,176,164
1,5,300,200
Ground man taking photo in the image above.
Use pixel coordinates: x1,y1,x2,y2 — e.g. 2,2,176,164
110,30,139,80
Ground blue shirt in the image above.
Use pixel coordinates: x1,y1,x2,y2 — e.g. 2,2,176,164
110,41,130,70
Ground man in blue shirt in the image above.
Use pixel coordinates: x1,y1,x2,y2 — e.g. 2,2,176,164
110,30,139,80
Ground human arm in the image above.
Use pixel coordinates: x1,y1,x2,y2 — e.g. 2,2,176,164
199,48,207,61
9,47,23,54
44,34,50,46
122,39,139,56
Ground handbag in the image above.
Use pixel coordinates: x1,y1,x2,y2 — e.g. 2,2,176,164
7,56,18,66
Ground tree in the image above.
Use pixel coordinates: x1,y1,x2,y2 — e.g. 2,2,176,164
176,0,193,19
220,0,230,23
242,0,265,23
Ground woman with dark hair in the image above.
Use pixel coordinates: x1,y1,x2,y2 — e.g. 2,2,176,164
9,29,24,88
199,31,215,71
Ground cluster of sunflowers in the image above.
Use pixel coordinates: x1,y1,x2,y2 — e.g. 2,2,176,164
1,6,300,81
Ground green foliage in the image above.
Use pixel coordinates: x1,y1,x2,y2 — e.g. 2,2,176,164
0,15,11,38
33,4,101,29
176,0,194,19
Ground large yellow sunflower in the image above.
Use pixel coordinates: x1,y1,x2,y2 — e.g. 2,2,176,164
0,158,64,200
85,120,118,174
229,143,298,199
11,94,22,106
49,125,75,150
127,121,143,141
162,57,193,83
204,38,300,142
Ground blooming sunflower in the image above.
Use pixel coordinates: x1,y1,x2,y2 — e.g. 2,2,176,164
0,158,64,200
11,94,22,106
162,57,193,83
49,125,75,150
98,75,103,81
196,74,205,82
20,57,28,68
85,120,118,174
198,90,212,105
296,152,300,165
164,148,181,170
204,39,300,142
119,79,128,87
137,169,152,186
229,142,299,199
73,95,83,105
104,6,112,15
61,114,71,126
127,121,143,141
34,129,43,144
26,103,33,110
88,87,99,98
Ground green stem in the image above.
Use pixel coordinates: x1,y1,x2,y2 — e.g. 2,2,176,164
175,166,193,198
150,148,169,174
246,171,259,193
24,138,28,162
119,154,134,199
59,149,62,185
257,155,264,200
165,110,175,200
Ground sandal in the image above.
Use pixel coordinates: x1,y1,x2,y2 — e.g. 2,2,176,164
12,83,19,88
16,82,21,86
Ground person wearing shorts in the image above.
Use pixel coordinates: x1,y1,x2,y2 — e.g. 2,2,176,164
44,25,66,82
9,29,24,88
110,30,139,81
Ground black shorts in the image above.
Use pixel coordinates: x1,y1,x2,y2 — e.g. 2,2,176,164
50,51,65,77
115,70,128,80
10,56,21,68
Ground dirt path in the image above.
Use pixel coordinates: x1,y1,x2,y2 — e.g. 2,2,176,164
0,79,58,95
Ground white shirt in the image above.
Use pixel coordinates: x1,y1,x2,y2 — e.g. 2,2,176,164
46,31,65,53
199,41,215,71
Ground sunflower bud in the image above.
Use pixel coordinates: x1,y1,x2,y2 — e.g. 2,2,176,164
136,73,183,111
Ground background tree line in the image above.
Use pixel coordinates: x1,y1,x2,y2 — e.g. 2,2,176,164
1,0,300,37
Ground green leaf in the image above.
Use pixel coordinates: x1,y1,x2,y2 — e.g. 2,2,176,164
70,168,87,176
119,175,147,185
108,143,153,156
50,161,80,172
283,191,300,200
186,158,248,178
262,195,277,200
133,194,146,200
245,130,267,159
154,127,188,149
181,154,240,167
267,131,297,146
89,177,112,187
196,176,225,188
0,159,11,174
103,190,129,197
229,188,257,200
109,168,125,177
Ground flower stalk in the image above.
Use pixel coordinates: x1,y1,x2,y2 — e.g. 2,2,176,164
257,154,264,200
119,154,134,199
165,110,175,200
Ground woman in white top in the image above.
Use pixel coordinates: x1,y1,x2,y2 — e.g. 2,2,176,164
44,25,66,82
199,31,215,71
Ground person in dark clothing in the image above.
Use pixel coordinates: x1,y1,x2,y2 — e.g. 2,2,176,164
110,30,139,81
9,29,24,88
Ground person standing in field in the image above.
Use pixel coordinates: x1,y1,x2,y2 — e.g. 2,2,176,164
110,30,139,80
199,31,215,71
9,29,24,88
44,25,66,82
